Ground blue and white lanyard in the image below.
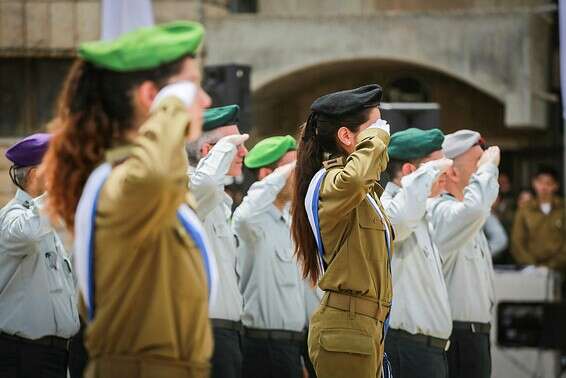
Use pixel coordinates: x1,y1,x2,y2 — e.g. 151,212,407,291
74,163,218,321
304,168,393,378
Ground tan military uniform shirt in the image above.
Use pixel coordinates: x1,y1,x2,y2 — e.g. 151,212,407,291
511,197,565,269
84,98,212,372
318,127,393,304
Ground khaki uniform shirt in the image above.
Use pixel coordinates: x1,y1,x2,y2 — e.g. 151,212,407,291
511,197,565,269
318,127,393,304
84,98,212,367
190,140,242,322
0,190,80,339
233,172,306,332
381,167,452,339
427,163,499,323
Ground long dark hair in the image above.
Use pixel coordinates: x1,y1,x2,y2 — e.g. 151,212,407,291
291,109,372,285
43,55,190,231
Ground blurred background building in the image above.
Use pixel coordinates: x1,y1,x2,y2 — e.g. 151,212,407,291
0,0,562,204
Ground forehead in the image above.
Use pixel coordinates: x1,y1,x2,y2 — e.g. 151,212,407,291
278,150,297,165
535,174,557,183
216,125,240,137
173,57,201,82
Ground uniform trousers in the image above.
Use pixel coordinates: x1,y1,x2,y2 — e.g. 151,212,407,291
242,335,302,378
447,326,491,378
0,334,69,378
384,329,448,378
211,327,242,378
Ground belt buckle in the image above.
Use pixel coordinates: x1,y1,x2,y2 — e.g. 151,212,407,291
471,324,476,333
444,340,451,351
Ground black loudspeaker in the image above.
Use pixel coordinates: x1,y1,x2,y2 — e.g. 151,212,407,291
380,103,441,133
203,64,252,133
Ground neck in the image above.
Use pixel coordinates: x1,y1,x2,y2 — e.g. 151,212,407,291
446,183,464,201
274,195,287,211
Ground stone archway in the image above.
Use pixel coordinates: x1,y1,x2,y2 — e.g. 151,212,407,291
250,58,534,149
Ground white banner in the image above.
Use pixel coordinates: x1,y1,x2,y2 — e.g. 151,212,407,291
101,0,154,41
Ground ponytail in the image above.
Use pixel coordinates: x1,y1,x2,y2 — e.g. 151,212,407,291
291,108,374,285
43,55,188,232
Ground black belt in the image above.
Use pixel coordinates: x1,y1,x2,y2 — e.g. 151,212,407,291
243,327,305,343
0,332,71,351
211,319,243,333
388,328,450,351
453,321,491,334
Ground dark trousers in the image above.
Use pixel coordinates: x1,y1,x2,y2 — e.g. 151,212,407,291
242,335,302,378
447,328,491,378
68,320,88,378
301,329,316,378
211,327,243,378
0,335,68,378
385,330,448,378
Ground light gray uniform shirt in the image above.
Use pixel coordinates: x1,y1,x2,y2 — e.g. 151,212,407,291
483,212,508,257
381,166,452,339
0,189,80,339
427,163,499,324
190,141,242,322
233,172,306,332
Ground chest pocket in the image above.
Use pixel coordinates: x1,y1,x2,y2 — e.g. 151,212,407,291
273,247,298,287
359,215,385,231
414,228,434,259
40,235,66,293
212,221,237,261
465,242,483,261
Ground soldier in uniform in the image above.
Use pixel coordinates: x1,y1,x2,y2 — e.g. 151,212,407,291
511,166,565,270
232,135,306,377
187,105,248,378
290,85,393,378
42,22,216,377
427,130,500,378
0,133,80,378
380,128,453,378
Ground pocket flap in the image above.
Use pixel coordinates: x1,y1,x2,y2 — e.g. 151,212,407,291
359,216,385,230
319,329,373,355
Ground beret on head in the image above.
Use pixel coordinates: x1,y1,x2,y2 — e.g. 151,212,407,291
203,105,240,131
310,84,382,118
5,133,52,167
442,129,482,159
78,21,204,72
388,128,445,161
244,135,297,169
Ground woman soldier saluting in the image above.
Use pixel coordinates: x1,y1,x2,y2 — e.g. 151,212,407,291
42,22,217,377
291,85,393,378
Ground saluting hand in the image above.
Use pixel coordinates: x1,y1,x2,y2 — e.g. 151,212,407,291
272,161,297,179
477,146,501,168
421,158,453,177
218,133,250,147
368,119,391,135
150,81,197,112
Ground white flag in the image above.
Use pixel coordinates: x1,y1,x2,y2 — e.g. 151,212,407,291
101,0,154,41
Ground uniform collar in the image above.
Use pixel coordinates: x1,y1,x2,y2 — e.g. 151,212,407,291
322,156,346,169
15,188,33,204
267,203,290,224
527,196,564,211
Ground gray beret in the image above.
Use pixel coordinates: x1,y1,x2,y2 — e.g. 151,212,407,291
442,129,482,159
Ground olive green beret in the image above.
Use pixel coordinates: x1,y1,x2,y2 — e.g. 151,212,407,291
203,105,239,131
244,135,297,169
78,21,204,72
388,128,445,161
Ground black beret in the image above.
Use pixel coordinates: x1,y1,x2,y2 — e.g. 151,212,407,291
310,84,382,117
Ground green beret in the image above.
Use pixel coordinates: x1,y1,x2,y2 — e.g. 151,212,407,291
245,135,297,169
203,105,240,131
78,21,204,72
388,128,445,161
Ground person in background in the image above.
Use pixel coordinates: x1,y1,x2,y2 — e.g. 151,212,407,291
428,130,500,378
511,167,565,270
42,21,216,377
381,128,453,378
483,211,508,261
0,133,80,378
517,188,534,209
491,172,515,264
187,105,248,378
233,135,306,378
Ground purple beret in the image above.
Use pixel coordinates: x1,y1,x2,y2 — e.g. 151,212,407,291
5,133,52,167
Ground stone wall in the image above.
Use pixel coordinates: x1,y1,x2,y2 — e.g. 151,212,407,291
0,140,17,207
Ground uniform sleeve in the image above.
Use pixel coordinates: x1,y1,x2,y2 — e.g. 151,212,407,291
190,141,237,218
510,208,535,265
232,171,287,242
0,194,53,254
101,97,192,237
381,165,438,243
321,127,389,220
428,163,499,255
483,213,508,256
